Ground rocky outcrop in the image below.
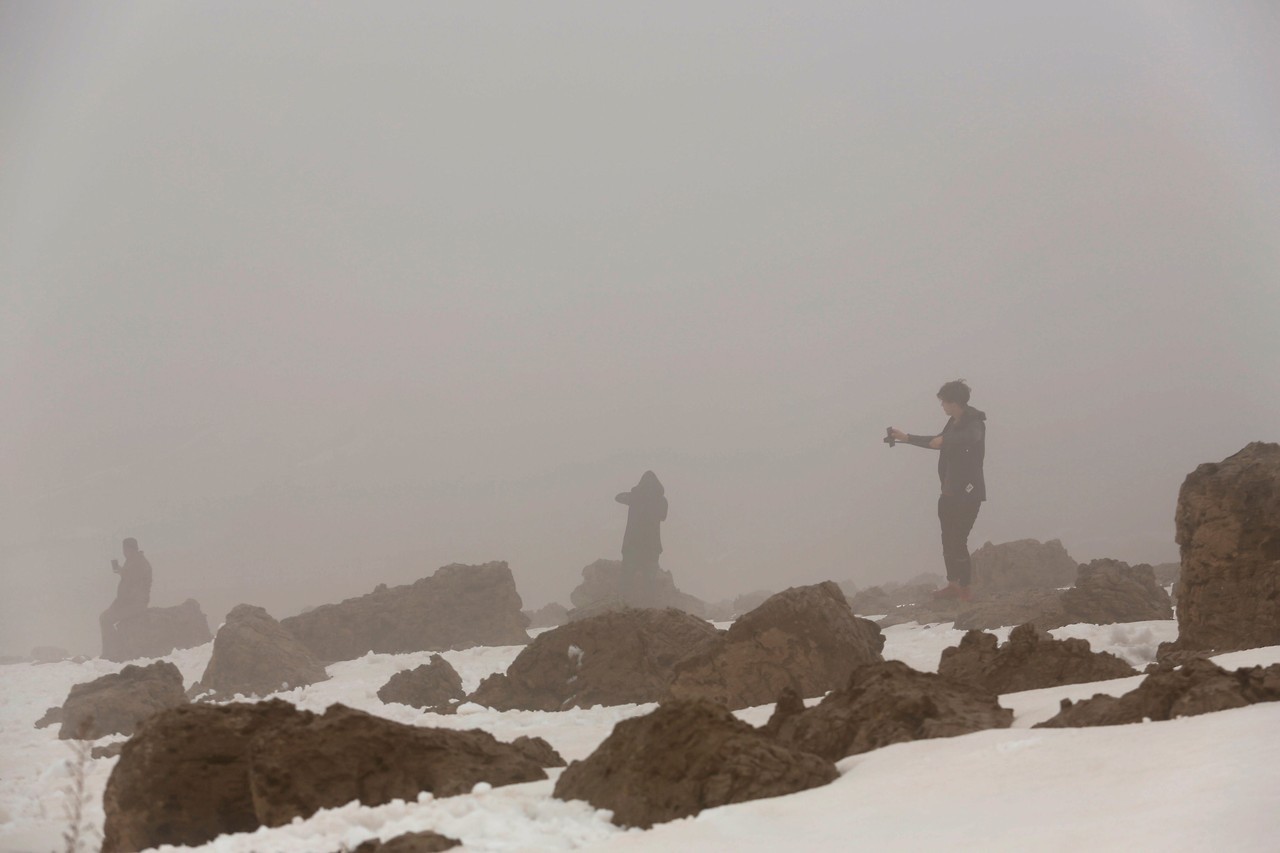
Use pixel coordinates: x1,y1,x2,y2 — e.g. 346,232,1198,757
377,655,465,709
1036,658,1280,728
553,699,837,828
971,538,1078,593
567,558,706,616
1159,443,1280,658
764,661,1012,760
469,608,722,711
667,582,884,710
101,700,546,852
1060,560,1173,625
510,735,566,767
103,599,213,663
848,577,943,616
524,603,570,629
56,661,187,740
192,605,329,698
938,623,1136,694
353,832,460,852
280,562,530,662
705,589,776,622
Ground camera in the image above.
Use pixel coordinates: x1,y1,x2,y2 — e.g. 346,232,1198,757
883,427,896,448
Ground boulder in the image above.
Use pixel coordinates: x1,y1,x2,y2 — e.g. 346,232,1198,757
103,599,213,663
352,832,460,852
1159,443,1280,657
280,562,530,662
667,582,884,710
764,660,1012,761
101,699,545,852
34,706,62,729
192,604,329,698
469,608,722,711
705,589,776,622
970,538,1078,593
57,661,187,740
567,558,706,616
524,602,570,629
377,655,465,709
510,735,566,767
849,581,939,616
553,699,837,829
937,623,1136,694
951,590,1068,631
1059,560,1173,625
1035,658,1280,728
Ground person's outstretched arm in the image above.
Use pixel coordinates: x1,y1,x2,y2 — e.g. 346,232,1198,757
889,427,943,450
615,492,632,505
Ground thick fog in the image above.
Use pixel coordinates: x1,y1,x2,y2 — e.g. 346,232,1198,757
3,2,1278,656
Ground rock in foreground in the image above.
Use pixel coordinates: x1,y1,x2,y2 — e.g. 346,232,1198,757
193,604,329,698
353,832,460,852
1035,657,1280,728
281,562,530,662
1161,442,1280,657
101,700,545,852
57,661,186,740
554,699,837,828
469,608,721,711
668,582,884,709
765,660,1013,761
938,623,1136,694
102,599,213,663
377,655,465,709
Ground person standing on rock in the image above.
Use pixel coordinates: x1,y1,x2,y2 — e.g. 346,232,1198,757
889,380,986,602
100,537,153,657
615,471,668,575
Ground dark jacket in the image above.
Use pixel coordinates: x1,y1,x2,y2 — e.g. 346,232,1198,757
115,552,153,607
907,407,986,501
616,471,668,565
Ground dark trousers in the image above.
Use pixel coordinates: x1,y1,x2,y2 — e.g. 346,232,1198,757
938,495,981,587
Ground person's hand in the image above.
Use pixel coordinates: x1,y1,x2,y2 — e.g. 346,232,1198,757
889,428,908,442
928,436,944,449
111,559,120,573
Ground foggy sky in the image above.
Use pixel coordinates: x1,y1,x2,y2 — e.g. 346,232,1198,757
3,2,1278,656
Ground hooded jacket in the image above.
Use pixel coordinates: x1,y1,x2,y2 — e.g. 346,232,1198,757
907,407,986,501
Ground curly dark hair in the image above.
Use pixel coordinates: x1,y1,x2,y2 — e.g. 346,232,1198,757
937,379,971,405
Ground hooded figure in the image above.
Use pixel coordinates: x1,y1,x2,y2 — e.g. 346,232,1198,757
100,537,152,657
615,471,667,570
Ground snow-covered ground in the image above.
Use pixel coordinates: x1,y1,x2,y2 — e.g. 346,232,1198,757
2,618,1277,852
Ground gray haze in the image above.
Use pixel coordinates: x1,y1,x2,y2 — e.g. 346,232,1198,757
3,2,1278,656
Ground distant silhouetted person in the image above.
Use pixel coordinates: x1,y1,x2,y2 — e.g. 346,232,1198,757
615,471,668,573
890,380,987,602
100,537,153,656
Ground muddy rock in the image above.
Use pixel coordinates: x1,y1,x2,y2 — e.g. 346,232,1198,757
281,562,530,662
34,705,63,729
938,623,1136,694
568,558,706,616
524,602,570,629
510,735,566,767
766,660,1012,760
554,699,837,828
1036,658,1280,728
101,699,545,852
1159,443,1280,658
103,599,213,663
1060,560,1173,625
377,655,465,709
469,608,722,711
57,661,187,740
667,582,884,710
192,604,329,698
971,538,1078,593
351,832,460,852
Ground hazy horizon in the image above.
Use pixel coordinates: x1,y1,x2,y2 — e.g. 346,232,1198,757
3,2,1278,656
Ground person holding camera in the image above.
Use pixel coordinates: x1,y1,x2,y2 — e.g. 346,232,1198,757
99,537,153,656
889,380,986,602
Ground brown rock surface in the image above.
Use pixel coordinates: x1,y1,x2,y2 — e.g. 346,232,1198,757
951,590,1068,631
1036,658,1280,728
193,604,329,698
667,582,884,710
469,608,721,711
568,558,706,616
553,699,837,828
101,699,545,852
103,599,213,663
524,602,570,629
377,655,465,709
1161,443,1280,657
765,660,1012,760
351,832,460,852
938,623,1136,694
971,538,1078,592
510,735,566,767
58,661,187,740
281,562,530,662
848,578,941,616
1060,559,1173,625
